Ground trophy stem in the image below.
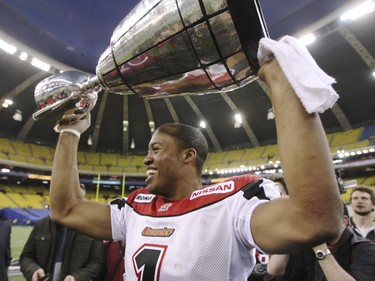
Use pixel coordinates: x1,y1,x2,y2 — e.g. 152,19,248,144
82,76,101,92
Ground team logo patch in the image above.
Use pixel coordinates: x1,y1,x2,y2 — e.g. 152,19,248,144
134,193,156,203
142,227,175,237
190,180,235,200
158,203,173,212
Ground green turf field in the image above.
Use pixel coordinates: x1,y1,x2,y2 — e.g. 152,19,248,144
11,226,32,260
9,274,26,281
9,225,33,281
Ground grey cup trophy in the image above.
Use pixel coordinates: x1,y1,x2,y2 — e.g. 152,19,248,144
33,0,268,120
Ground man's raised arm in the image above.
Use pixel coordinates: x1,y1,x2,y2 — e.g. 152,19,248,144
50,111,112,240
251,57,342,254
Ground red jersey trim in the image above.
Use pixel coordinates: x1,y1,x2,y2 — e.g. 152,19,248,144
126,174,261,217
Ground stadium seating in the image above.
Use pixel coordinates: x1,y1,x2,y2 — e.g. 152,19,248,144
331,128,362,147
30,143,54,161
0,137,16,155
0,125,373,179
77,151,87,165
11,141,32,158
130,155,145,168
241,146,266,162
1,123,374,228
101,152,118,167
262,144,279,161
220,150,247,167
204,151,226,169
86,151,101,166
0,193,18,208
118,154,132,168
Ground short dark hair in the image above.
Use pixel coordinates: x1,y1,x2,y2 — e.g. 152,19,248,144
350,185,375,205
156,123,208,173
343,203,349,217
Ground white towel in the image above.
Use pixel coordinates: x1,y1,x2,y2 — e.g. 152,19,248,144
257,35,339,114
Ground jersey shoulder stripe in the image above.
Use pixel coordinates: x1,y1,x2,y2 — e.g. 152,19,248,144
126,174,265,217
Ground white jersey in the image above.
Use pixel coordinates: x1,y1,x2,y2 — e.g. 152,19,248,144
110,174,279,281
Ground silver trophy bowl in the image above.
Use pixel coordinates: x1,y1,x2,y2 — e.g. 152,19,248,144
33,0,268,121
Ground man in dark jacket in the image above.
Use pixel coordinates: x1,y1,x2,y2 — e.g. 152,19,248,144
94,240,125,281
266,204,375,280
0,219,12,281
20,216,104,281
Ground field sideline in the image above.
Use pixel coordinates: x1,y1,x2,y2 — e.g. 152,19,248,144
9,225,33,281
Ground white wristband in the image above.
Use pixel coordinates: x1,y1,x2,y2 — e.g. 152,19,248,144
60,128,81,139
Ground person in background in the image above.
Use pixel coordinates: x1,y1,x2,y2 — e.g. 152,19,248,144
20,185,104,281
0,218,12,281
349,185,375,241
248,174,288,281
94,240,125,281
94,197,126,281
266,203,375,280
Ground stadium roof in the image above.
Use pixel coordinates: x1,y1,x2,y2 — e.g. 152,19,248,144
0,0,374,156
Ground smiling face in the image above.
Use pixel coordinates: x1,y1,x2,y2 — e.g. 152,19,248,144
143,130,185,198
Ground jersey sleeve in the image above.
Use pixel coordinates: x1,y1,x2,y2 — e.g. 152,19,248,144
232,178,280,254
109,197,128,242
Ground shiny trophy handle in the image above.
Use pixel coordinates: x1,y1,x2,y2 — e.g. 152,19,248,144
33,71,100,120
33,0,268,120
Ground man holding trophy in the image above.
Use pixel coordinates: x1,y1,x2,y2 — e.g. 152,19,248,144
36,0,343,280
